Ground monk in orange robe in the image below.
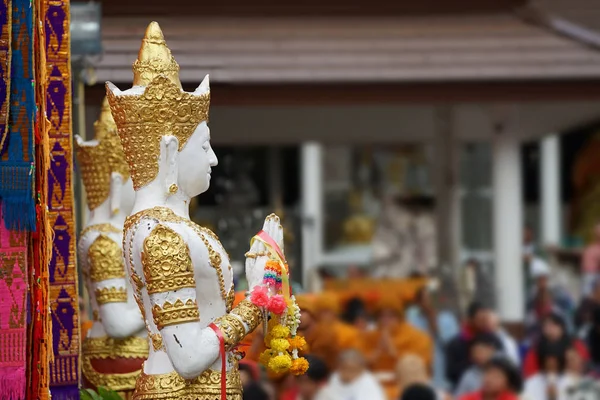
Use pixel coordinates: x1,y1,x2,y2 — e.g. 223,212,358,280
361,294,433,400
309,293,363,369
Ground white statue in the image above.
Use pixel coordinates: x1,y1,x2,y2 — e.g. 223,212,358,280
106,22,282,400
76,98,147,397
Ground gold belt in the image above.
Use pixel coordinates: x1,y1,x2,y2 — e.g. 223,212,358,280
133,367,242,400
82,336,149,392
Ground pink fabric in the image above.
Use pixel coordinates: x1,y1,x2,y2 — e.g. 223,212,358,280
0,203,27,399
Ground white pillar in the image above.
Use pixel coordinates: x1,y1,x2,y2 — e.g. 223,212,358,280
433,106,462,311
540,134,561,246
493,131,525,322
301,142,324,290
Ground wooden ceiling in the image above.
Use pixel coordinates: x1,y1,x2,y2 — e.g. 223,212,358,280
100,0,526,17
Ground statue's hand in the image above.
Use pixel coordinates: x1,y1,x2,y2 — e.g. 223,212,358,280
245,214,284,290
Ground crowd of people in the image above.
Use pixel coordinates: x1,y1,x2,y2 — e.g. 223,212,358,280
236,256,600,400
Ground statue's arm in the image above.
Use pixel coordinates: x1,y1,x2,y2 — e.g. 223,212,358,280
88,234,145,338
141,224,262,379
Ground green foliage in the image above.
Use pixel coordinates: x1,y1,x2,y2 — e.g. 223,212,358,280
79,387,122,400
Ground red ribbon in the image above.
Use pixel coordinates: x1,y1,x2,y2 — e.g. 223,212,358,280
209,323,227,400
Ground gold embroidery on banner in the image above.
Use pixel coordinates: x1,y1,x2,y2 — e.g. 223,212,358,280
152,299,200,330
141,225,196,295
95,287,128,304
133,368,242,400
89,235,126,282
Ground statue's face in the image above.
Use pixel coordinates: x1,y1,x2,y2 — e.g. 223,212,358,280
178,121,218,197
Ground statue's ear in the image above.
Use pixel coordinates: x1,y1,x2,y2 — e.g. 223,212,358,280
159,135,179,193
109,172,124,215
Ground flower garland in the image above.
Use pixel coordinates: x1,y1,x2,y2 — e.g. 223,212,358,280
250,258,308,376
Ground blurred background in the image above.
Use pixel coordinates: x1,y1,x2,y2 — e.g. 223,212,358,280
72,1,600,399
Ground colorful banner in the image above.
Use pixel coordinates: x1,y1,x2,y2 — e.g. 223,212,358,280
28,0,53,397
44,0,80,398
0,0,36,232
0,204,27,400
0,0,10,154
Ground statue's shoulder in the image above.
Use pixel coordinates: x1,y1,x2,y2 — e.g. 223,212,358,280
79,222,122,254
124,207,207,249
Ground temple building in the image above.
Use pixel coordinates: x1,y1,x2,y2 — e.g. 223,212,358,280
78,0,600,327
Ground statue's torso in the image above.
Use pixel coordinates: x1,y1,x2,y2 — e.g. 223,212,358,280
79,223,148,398
124,207,239,400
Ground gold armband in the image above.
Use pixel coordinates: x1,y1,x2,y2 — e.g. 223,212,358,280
142,224,197,295
214,315,246,350
230,299,262,333
152,299,200,330
89,235,126,282
95,287,127,304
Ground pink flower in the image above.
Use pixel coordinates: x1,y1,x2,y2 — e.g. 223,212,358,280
268,295,287,315
250,286,269,308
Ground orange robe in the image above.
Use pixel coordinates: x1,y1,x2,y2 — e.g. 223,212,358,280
301,320,362,369
361,322,433,399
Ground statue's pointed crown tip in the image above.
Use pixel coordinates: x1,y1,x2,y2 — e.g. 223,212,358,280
133,21,181,88
145,21,164,40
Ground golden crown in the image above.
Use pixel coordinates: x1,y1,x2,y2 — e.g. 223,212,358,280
76,98,130,211
106,21,210,190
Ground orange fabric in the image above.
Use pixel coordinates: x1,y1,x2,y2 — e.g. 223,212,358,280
314,292,340,314
301,320,362,370
361,322,433,400
80,321,93,340
295,294,317,317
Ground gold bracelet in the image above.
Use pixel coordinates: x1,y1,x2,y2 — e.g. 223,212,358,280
231,299,262,333
214,314,246,349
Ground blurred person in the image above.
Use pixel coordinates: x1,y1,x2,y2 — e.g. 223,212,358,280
325,350,386,400
461,259,494,309
294,355,332,400
240,360,270,400
458,357,522,400
574,279,600,337
342,297,372,333
523,313,589,379
587,305,600,375
455,333,504,398
296,295,339,369
406,286,459,389
361,293,433,399
400,384,437,400
525,260,574,341
396,354,450,400
523,342,568,400
314,293,362,359
445,302,497,388
581,223,600,296
559,346,600,399
485,312,520,366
